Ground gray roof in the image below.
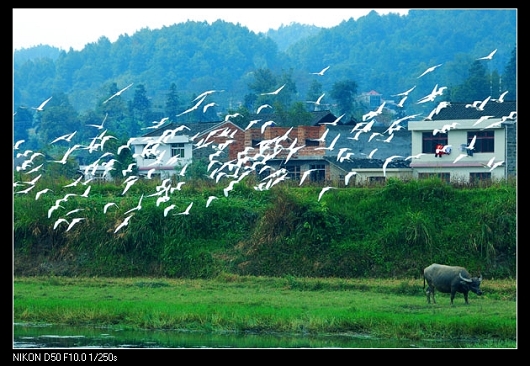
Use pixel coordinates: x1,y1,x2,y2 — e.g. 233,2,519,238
320,124,411,162
430,101,516,120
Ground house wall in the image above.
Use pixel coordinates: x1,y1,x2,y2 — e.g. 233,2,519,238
408,119,508,182
129,135,192,179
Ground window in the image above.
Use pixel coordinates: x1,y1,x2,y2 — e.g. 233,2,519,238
470,172,491,184
305,139,320,147
285,165,301,182
309,164,326,182
418,172,450,183
171,143,185,158
422,132,448,154
467,131,494,153
369,176,386,185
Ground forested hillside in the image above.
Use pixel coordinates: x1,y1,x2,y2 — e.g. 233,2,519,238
13,9,516,152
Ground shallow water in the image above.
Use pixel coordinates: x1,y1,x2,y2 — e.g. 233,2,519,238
13,323,497,349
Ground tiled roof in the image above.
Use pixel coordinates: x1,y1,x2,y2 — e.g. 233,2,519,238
321,125,411,161
430,101,516,120
247,110,340,126
326,157,411,171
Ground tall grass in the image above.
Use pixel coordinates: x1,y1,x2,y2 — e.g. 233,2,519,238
14,177,516,279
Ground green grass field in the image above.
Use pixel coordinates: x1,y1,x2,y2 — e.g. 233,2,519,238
13,275,517,347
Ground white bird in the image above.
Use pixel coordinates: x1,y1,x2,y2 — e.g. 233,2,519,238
311,65,330,76
124,194,144,215
260,84,286,96
337,148,352,162
362,102,386,121
392,85,416,97
245,119,261,130
53,218,69,230
417,63,442,78
103,202,118,214
156,195,170,207
80,185,91,198
299,169,317,186
322,113,345,126
48,203,64,218
382,155,403,177
143,117,170,130
472,115,494,127
51,144,81,164
316,128,329,142
121,177,139,196
368,132,383,142
32,96,52,111
475,96,491,111
405,153,426,161
24,174,42,186
122,163,136,176
261,120,275,134
50,131,77,144
489,160,504,171
484,156,496,168
344,171,357,186
493,90,509,103
315,133,340,151
178,163,190,177
307,93,325,106
367,148,378,159
223,180,238,197
66,208,84,216
284,143,305,164
25,163,44,175
206,196,218,208
481,120,503,130
452,153,468,164
177,95,207,117
64,175,84,188
396,95,407,108
318,186,335,202
103,83,133,104
465,100,481,109
14,139,25,150
381,134,394,143
467,135,477,150
164,204,176,217
114,214,133,233
65,217,85,232
178,202,194,215
477,49,497,60
87,113,108,130
256,104,272,114
202,102,217,113
224,113,242,121
35,188,53,200
145,168,156,179
192,89,224,102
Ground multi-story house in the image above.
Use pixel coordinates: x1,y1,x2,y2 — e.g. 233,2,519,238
407,101,516,183
126,102,516,186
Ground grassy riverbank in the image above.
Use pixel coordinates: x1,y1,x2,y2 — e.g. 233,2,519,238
13,275,517,348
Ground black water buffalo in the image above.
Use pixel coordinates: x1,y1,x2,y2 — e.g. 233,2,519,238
423,263,483,305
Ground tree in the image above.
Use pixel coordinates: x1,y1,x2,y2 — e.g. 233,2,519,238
36,92,79,149
329,80,358,121
502,46,516,101
13,107,34,150
165,83,181,120
128,84,152,136
450,60,490,102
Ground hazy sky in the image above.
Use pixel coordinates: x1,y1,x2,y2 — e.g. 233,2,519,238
13,8,410,51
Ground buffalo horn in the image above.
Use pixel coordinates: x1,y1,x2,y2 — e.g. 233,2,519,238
459,272,472,282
